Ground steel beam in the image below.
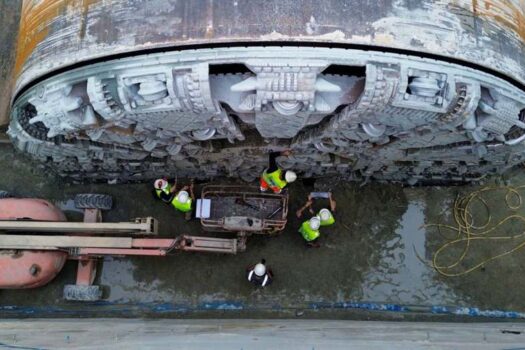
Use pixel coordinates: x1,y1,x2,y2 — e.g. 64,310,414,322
0,217,157,235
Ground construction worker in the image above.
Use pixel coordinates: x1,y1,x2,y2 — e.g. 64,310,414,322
298,216,321,247
246,259,273,287
154,178,175,202
260,150,297,194
298,208,335,247
318,208,335,226
154,178,195,220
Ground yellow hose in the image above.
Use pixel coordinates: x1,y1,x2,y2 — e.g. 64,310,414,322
427,184,525,277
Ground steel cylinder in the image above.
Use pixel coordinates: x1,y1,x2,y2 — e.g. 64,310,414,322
8,0,525,185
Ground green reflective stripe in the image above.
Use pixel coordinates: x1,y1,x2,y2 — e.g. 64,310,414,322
319,211,335,226
155,184,172,199
298,220,320,242
263,168,287,190
172,194,192,212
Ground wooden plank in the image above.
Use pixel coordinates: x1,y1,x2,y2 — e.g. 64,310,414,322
0,235,133,249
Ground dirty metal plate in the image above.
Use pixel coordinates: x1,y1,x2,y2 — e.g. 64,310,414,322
223,216,263,232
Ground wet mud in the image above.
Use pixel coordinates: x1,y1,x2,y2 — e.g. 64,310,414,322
2,143,525,317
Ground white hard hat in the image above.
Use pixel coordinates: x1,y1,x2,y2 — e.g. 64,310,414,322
177,190,190,203
285,170,297,183
309,216,321,230
154,179,168,190
254,263,266,277
319,208,332,221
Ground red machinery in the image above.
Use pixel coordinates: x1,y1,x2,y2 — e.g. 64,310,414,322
0,188,288,300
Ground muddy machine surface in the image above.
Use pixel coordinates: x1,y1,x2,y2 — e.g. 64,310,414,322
7,1,525,185
0,188,288,300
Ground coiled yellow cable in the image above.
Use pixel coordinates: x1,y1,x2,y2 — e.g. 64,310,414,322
427,185,525,277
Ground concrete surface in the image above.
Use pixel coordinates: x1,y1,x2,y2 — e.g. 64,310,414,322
1,319,525,349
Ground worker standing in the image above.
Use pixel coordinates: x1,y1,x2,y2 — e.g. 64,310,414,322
154,178,195,220
298,208,335,247
154,178,175,202
298,216,321,247
246,259,273,287
260,150,297,193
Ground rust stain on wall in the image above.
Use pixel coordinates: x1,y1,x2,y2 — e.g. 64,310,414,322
454,0,525,42
79,0,98,40
14,0,100,77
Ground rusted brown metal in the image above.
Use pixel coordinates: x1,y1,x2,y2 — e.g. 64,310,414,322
201,186,288,233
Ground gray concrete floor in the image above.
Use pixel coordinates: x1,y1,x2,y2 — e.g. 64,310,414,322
2,143,525,318
1,319,525,349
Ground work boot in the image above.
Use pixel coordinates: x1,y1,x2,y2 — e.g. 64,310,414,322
307,241,321,248
185,211,192,221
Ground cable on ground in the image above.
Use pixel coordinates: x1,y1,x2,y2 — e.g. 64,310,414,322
426,185,525,277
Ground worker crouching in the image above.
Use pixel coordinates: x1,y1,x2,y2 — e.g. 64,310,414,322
260,151,297,194
299,209,335,247
246,259,273,287
154,178,195,220
319,208,335,226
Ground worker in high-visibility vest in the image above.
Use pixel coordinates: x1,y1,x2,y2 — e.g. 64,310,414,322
154,178,195,220
298,209,335,247
260,150,297,194
154,178,175,202
298,216,321,247
318,208,335,226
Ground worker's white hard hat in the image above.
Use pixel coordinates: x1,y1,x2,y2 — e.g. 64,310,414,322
177,190,190,203
154,179,168,190
254,263,266,277
319,208,332,221
309,216,321,230
285,170,297,183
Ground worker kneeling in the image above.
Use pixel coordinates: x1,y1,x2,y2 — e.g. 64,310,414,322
154,178,195,220
260,151,297,194
247,259,273,288
299,209,335,247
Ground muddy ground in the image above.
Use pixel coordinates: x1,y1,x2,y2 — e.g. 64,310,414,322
2,0,525,320
1,143,525,319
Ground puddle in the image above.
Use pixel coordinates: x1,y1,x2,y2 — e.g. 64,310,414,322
361,199,460,305
99,257,174,303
